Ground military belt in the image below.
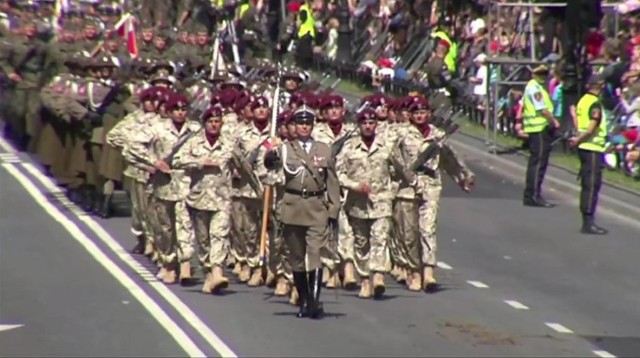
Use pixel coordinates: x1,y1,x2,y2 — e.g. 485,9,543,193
285,188,325,198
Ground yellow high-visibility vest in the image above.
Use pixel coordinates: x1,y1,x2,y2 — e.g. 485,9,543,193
432,30,458,74
522,79,553,134
297,3,316,38
239,3,250,18
576,93,608,152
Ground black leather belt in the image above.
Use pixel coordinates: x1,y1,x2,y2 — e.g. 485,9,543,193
285,188,326,198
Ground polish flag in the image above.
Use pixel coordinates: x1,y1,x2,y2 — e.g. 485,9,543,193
114,13,139,59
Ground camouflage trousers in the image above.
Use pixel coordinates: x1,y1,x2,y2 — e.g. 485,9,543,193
391,188,441,270
337,208,355,263
128,178,155,243
152,198,195,265
348,216,391,277
189,207,230,269
230,197,261,269
418,186,441,266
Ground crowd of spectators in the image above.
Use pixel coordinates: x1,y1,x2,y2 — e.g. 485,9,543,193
307,0,640,179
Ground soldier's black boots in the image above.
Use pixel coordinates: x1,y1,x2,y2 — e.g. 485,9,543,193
96,194,113,219
293,271,309,318
307,268,324,319
81,188,95,211
581,214,608,235
131,235,146,255
523,196,554,208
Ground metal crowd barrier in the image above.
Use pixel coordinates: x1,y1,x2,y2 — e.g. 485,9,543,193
309,41,640,181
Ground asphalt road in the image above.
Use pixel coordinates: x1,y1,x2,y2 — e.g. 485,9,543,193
1,125,640,357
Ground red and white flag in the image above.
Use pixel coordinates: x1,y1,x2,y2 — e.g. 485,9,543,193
114,13,139,59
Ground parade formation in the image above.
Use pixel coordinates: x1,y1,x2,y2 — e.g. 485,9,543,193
0,0,479,320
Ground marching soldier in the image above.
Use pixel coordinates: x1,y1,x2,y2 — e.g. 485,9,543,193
126,93,201,284
173,105,235,294
312,94,357,289
107,86,165,254
1,17,52,152
263,106,342,319
229,96,272,286
569,74,608,235
255,110,296,298
393,98,474,291
522,65,558,208
336,108,395,299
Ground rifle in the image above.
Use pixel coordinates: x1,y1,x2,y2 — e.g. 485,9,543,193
393,110,465,181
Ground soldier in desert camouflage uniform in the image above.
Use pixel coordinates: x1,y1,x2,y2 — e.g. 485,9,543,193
125,93,201,284
336,108,395,299
312,94,357,289
173,105,235,294
106,86,165,255
393,98,474,291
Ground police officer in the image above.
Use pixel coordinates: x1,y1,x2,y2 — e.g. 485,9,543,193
568,74,608,235
294,0,315,70
263,106,341,319
521,65,558,208
425,39,453,110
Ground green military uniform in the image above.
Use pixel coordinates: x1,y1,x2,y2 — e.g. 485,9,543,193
0,18,51,152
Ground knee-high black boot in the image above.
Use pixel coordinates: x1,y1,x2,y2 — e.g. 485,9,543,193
292,271,309,318
307,268,324,319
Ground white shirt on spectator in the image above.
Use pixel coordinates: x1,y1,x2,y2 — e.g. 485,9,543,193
469,18,485,35
473,64,488,96
524,81,548,111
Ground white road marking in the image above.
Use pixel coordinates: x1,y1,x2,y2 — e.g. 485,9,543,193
545,322,574,334
503,300,529,310
503,256,511,260
436,262,453,270
593,350,617,358
466,280,489,288
16,160,238,358
0,163,207,358
0,153,20,163
0,324,24,332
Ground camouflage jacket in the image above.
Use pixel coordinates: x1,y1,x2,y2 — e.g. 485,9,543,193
336,135,395,219
172,132,235,211
126,117,201,201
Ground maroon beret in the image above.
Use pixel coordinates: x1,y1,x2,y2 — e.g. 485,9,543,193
357,108,377,122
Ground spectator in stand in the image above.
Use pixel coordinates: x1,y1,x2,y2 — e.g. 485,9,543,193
470,53,488,112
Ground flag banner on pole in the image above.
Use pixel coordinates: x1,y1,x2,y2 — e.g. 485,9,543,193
114,13,139,58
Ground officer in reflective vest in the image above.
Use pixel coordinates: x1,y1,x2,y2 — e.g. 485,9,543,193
431,30,458,75
521,65,559,208
295,0,316,69
568,74,608,235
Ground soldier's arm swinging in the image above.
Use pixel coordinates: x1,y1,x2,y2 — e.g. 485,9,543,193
326,156,341,220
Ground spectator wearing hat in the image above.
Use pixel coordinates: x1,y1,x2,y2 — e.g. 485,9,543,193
126,93,201,284
521,64,558,208
173,105,236,295
263,105,341,319
568,74,609,235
